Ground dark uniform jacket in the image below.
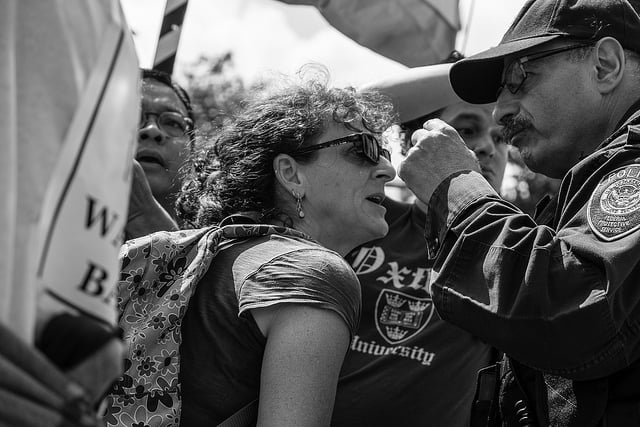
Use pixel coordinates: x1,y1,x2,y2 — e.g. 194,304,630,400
426,100,640,426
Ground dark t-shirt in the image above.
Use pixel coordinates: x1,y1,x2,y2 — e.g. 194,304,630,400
179,233,361,426
332,198,492,427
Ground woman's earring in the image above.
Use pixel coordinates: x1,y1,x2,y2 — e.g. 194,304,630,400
292,190,305,218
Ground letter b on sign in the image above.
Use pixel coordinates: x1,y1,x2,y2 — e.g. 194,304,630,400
78,261,109,296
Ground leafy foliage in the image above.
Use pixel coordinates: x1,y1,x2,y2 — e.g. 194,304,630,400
181,53,249,137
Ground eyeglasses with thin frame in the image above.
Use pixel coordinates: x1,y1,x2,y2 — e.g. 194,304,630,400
290,132,391,165
497,43,592,98
140,111,194,137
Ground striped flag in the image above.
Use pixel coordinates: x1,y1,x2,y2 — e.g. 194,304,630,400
153,0,189,74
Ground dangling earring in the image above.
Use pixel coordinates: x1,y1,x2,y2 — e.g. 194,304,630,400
292,190,305,218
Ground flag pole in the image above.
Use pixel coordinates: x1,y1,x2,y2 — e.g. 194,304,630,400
153,0,189,74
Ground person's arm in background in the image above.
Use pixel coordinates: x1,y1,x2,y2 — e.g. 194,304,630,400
252,304,350,426
359,63,459,123
125,159,178,240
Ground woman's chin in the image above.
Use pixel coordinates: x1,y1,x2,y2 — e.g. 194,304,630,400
374,222,389,239
357,222,389,246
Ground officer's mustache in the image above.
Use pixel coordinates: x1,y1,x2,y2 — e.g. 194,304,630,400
502,116,532,144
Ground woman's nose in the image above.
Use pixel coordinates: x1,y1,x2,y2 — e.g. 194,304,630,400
376,157,397,182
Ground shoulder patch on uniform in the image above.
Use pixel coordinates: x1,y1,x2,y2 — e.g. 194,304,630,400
587,164,640,241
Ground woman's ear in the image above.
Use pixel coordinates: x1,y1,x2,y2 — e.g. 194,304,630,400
273,154,305,196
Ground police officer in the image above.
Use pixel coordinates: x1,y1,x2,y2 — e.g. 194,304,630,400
398,0,640,425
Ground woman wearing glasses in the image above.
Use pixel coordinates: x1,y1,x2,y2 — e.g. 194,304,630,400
108,65,396,426
125,69,195,239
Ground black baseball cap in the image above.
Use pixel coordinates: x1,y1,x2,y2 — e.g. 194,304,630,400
450,0,640,104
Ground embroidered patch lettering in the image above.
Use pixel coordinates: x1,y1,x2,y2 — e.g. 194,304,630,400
587,164,640,241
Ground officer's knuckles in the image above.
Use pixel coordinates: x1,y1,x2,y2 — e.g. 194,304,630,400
423,118,450,131
410,128,432,147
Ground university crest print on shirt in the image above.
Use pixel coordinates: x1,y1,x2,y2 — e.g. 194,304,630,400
350,245,434,345
376,289,434,344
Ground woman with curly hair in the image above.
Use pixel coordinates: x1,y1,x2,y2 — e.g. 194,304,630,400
109,65,396,426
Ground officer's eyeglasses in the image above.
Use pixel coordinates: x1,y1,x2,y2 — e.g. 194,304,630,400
291,132,391,164
140,111,193,137
497,43,592,98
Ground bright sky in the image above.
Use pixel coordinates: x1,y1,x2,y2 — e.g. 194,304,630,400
121,0,527,87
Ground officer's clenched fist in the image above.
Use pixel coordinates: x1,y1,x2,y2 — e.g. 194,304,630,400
398,119,481,205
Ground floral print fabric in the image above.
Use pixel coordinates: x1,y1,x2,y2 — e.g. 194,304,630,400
103,224,307,427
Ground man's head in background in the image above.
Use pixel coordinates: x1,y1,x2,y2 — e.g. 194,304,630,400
398,51,508,192
138,68,195,215
401,103,507,192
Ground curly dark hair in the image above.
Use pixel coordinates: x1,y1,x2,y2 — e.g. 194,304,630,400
176,64,396,228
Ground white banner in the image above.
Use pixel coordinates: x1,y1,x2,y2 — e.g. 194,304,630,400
0,1,140,340
33,12,140,328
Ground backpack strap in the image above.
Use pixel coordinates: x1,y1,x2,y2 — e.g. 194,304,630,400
217,399,258,427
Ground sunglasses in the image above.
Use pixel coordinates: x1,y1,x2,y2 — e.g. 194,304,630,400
497,43,592,98
291,132,391,164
